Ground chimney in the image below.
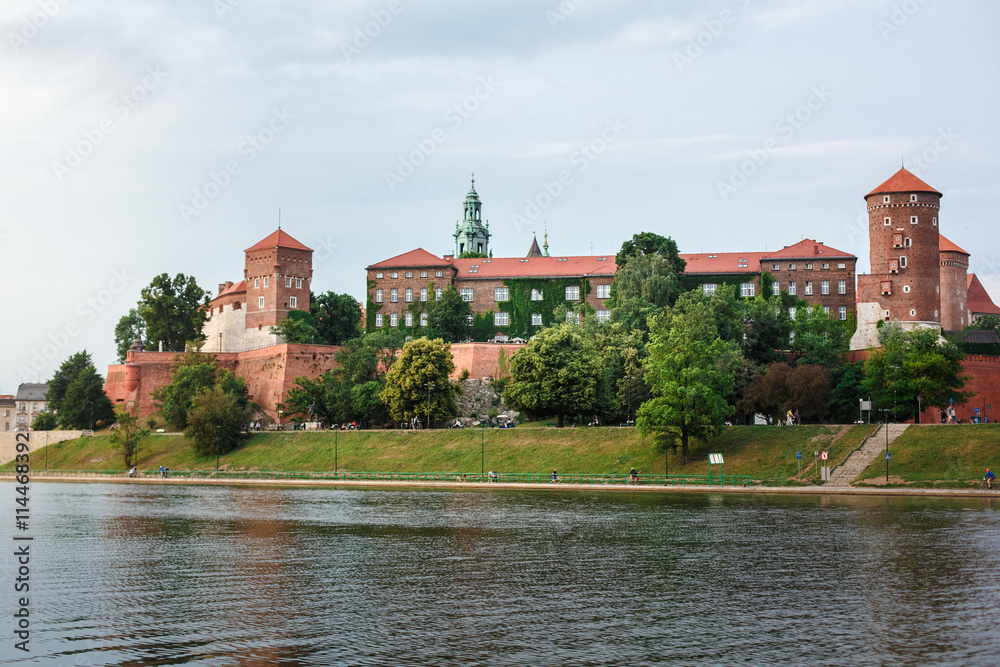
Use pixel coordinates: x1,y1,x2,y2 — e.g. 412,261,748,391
813,245,819,255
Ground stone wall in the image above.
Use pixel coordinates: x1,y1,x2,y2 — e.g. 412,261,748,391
0,431,86,465
455,379,519,423
449,342,523,380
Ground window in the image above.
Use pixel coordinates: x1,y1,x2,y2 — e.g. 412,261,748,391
899,256,907,268
495,312,509,326
904,237,913,248
703,284,717,296
565,286,580,301
805,263,813,270
467,315,474,326
531,313,543,326
420,271,427,278
839,306,847,321
932,217,937,227
289,296,297,308
820,280,830,295
596,310,611,323
390,289,398,303
910,216,918,225
566,312,580,324
405,312,413,327
738,258,748,268
910,309,916,317
772,282,780,296
390,313,398,327
788,307,796,320
296,278,302,289
788,281,796,296
375,313,383,327
390,272,398,279
254,277,259,288
837,263,846,269
263,277,269,287
903,285,911,293
405,271,413,278
741,282,755,297
772,264,780,271
823,306,830,314
884,217,891,226
910,194,917,202
258,296,264,308
405,288,413,303
420,288,428,302
821,263,829,270
883,195,890,203
420,312,428,327
435,288,443,301
530,289,544,301
375,289,383,303
460,288,474,302
435,271,443,278
804,281,813,296
838,280,846,294
596,284,611,299
495,287,509,302
788,264,796,270
375,272,383,279
285,277,292,287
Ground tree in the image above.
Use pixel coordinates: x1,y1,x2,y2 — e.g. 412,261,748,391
108,408,150,468
311,292,363,345
270,310,321,344
139,273,211,352
426,286,472,343
31,412,57,431
862,324,972,422
47,351,115,430
968,315,1000,332
185,386,253,458
381,338,457,425
737,363,831,424
829,362,866,423
789,305,848,367
152,352,218,428
609,253,683,332
636,300,737,464
113,308,148,361
616,232,686,273
458,251,488,259
503,324,606,428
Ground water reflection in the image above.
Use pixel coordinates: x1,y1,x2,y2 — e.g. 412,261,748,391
10,484,1000,666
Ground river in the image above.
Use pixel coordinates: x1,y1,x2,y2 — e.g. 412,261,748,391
3,483,999,665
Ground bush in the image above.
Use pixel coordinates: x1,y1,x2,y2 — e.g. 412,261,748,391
184,386,254,458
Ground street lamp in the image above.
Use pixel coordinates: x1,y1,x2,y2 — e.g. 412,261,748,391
626,376,636,425
890,365,901,423
425,383,434,430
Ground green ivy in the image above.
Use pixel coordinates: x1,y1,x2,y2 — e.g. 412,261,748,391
365,279,382,332
678,274,754,295
495,277,595,338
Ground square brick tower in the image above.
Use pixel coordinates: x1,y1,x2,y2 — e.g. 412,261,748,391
244,229,313,333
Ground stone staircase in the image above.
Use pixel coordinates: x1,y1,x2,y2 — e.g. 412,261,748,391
826,424,910,486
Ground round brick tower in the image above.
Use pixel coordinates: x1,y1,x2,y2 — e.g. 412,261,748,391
939,235,970,331
864,168,942,323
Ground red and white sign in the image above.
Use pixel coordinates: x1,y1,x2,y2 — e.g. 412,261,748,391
820,451,829,461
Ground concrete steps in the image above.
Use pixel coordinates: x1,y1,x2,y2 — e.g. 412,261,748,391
826,424,909,486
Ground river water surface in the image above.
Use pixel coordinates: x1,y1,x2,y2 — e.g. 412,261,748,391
4,483,1000,666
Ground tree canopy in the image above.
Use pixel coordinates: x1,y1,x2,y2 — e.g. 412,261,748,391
109,408,150,468
311,292,364,345
185,386,254,458
46,351,115,429
381,338,457,425
616,232,686,273
153,351,218,428
113,308,148,361
426,286,472,343
137,273,211,352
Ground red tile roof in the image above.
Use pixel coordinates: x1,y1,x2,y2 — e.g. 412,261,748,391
761,239,856,260
967,274,1000,316
452,255,617,279
866,168,942,198
939,234,969,255
245,229,312,253
208,280,246,305
368,248,454,269
679,252,767,275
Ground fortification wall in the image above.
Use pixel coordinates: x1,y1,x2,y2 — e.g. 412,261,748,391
449,342,523,380
0,430,87,465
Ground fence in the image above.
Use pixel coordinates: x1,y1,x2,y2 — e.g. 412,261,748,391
0,469,753,487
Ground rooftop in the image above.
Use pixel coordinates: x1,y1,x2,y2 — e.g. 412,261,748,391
245,229,312,253
968,274,1000,316
368,248,455,269
452,255,616,279
939,234,970,255
679,251,767,275
866,167,942,198
761,239,856,261
16,383,48,401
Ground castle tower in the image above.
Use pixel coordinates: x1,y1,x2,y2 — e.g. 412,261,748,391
864,168,942,323
453,173,490,257
244,229,313,333
939,235,970,331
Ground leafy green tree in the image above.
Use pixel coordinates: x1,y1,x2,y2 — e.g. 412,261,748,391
609,253,683,332
31,412,57,431
270,310,321,344
153,352,218,428
789,305,848,367
139,273,211,352
503,324,606,428
311,292,363,345
829,362,866,423
637,300,737,464
113,308,148,361
108,408,150,468
381,338,457,425
280,374,337,425
185,386,253,458
47,351,115,429
968,315,1000,332
862,324,972,421
217,368,250,409
699,286,790,366
616,232,686,273
426,286,472,343
458,251,489,259
737,363,831,424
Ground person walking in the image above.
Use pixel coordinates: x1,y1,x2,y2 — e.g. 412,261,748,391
985,468,995,489
551,469,558,483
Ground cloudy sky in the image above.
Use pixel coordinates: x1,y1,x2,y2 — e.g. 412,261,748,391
2,0,998,388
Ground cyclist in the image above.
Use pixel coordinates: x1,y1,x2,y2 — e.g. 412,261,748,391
985,468,995,489
629,467,639,485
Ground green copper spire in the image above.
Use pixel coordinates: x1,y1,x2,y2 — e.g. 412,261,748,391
453,173,491,257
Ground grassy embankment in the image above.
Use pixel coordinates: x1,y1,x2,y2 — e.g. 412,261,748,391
855,424,1000,488
7,424,874,485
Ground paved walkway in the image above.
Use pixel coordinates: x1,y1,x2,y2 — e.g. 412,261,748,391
827,423,909,486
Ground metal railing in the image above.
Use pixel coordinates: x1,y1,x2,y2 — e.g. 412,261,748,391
0,469,754,487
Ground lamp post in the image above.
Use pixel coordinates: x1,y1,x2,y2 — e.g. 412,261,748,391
890,365,901,423
215,425,221,473
880,408,890,483
480,421,485,476
627,376,636,425
334,428,338,478
425,383,434,430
